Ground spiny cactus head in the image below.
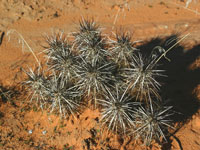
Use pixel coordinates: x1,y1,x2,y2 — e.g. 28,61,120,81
110,30,138,67
130,103,174,145
79,18,100,33
123,52,165,103
98,86,138,134
45,73,81,118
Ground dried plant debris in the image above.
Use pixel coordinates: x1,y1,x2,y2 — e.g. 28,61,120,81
0,31,5,46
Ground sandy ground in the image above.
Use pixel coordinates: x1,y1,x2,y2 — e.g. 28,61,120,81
0,0,200,149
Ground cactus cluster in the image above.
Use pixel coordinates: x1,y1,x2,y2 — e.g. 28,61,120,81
23,18,175,146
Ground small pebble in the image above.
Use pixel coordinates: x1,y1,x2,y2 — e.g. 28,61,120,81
28,130,32,134
185,23,189,27
42,130,47,135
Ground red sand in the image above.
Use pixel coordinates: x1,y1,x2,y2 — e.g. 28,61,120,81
0,0,200,149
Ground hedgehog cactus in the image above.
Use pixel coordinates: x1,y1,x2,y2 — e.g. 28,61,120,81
23,18,176,146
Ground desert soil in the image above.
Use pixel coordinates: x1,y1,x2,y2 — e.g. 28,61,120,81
0,0,200,150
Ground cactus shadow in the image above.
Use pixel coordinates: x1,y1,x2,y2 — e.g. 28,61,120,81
136,34,200,149
0,83,20,107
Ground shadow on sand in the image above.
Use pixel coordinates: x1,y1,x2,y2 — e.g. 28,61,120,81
136,34,200,150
